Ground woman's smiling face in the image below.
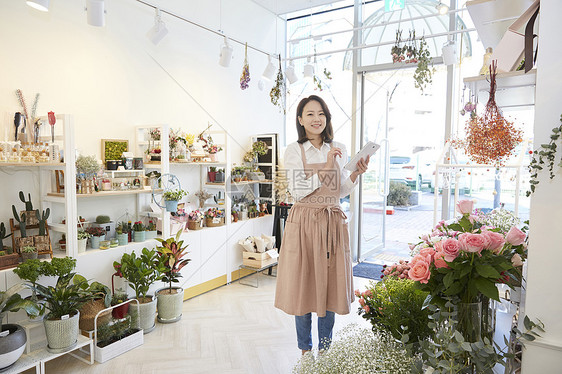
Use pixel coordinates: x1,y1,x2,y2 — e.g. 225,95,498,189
298,100,326,138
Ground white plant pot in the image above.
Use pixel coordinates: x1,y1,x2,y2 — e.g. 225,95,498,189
77,238,87,253
95,328,143,363
43,311,80,352
129,298,156,334
156,287,184,323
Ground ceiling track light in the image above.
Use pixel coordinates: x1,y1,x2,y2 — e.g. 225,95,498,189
86,0,105,27
218,36,233,67
147,8,169,45
436,1,449,15
303,57,314,80
262,55,277,81
26,0,49,12
285,60,298,85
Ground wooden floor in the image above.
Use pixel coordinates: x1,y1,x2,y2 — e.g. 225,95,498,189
29,272,372,374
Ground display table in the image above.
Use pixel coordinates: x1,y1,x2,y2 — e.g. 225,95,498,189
238,262,277,288
4,334,93,374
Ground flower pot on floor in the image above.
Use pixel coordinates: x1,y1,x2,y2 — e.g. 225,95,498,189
77,238,87,253
43,311,80,352
156,287,184,323
145,231,157,240
0,324,27,371
117,233,128,246
129,298,156,334
133,231,146,242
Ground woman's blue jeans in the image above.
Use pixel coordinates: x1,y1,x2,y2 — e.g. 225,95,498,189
295,311,335,351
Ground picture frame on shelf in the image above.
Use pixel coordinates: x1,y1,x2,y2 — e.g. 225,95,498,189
101,139,129,163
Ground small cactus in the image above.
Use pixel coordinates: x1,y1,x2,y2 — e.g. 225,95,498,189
36,208,50,236
95,215,111,224
12,205,27,238
0,222,13,250
19,191,34,211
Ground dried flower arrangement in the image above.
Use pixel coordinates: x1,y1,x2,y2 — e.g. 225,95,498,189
240,43,250,90
269,55,286,114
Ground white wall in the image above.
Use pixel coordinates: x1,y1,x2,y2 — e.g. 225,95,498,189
0,0,284,285
522,0,562,371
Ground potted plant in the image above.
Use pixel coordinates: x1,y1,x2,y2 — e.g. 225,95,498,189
77,229,90,253
12,206,33,253
59,233,66,251
111,288,129,319
86,226,106,249
204,208,225,227
17,191,38,226
132,221,146,242
155,231,190,323
27,271,93,352
0,284,40,370
145,220,157,240
116,222,128,246
187,211,203,231
93,313,143,363
33,208,50,253
162,189,187,213
72,275,111,332
90,215,115,239
215,168,225,183
0,222,13,253
207,167,217,183
20,246,37,261
113,248,165,334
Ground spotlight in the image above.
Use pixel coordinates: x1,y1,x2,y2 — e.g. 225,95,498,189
26,0,49,11
436,1,449,15
146,8,169,45
86,0,105,27
285,60,298,84
303,57,314,80
218,37,233,67
262,55,276,81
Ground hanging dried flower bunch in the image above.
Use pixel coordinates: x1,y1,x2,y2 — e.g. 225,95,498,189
240,43,250,90
270,55,286,114
462,61,523,166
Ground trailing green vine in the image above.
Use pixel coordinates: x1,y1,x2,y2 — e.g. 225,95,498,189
413,37,434,93
527,114,562,197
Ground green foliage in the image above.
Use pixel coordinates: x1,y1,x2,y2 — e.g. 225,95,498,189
163,189,187,201
21,246,37,253
35,208,50,236
0,222,13,249
387,181,412,206
12,205,26,238
113,248,165,301
73,274,111,307
27,273,93,320
19,191,34,211
132,221,145,232
0,284,41,330
96,315,136,348
111,288,128,305
41,257,77,278
358,279,431,348
413,37,434,93
13,259,43,285
95,215,111,224
155,231,191,290
527,114,562,196
77,229,91,240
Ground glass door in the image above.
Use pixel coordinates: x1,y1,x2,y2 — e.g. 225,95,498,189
357,72,390,262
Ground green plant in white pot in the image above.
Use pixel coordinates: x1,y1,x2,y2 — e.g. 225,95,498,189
77,230,90,253
163,189,187,213
113,248,165,334
155,231,190,323
0,284,40,370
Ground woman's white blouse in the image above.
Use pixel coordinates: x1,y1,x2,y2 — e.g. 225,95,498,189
283,140,358,202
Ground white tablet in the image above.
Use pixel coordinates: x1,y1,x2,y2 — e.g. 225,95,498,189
344,141,380,172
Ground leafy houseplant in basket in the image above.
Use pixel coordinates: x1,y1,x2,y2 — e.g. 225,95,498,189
155,231,191,323
77,229,90,253
132,221,146,242
86,226,106,249
0,284,40,370
113,248,165,334
163,189,187,213
73,275,111,332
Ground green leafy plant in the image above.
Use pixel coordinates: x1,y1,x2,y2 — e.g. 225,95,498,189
413,37,434,93
77,229,91,240
96,315,136,348
95,215,111,224
163,189,187,201
387,181,412,206
113,248,165,302
86,226,106,237
356,278,431,349
111,288,128,306
155,231,191,291
73,274,111,308
21,246,37,254
0,284,41,330
527,114,562,196
40,256,77,278
27,272,93,320
13,259,44,301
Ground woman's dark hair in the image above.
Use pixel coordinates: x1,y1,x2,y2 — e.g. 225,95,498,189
295,95,333,144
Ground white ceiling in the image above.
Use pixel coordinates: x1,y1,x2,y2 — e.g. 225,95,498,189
251,0,347,15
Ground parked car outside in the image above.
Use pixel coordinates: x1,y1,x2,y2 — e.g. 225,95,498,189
389,151,436,189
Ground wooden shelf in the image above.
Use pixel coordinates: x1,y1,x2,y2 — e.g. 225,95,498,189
48,189,160,198
463,69,536,108
0,162,65,169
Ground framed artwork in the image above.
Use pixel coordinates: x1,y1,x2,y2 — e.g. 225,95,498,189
101,139,129,162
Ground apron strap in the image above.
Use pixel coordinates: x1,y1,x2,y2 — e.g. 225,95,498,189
298,143,308,168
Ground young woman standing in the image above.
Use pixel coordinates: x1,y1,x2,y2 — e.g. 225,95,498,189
275,95,370,354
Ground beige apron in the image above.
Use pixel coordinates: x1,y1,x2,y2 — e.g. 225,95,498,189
274,143,354,318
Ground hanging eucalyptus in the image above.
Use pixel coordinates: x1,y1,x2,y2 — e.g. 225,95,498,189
269,54,286,114
527,114,562,196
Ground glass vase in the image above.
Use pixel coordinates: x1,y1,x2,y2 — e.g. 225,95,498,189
457,302,482,343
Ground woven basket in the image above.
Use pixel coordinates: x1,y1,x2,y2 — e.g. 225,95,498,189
44,311,80,350
187,220,202,230
79,299,111,332
34,235,50,252
156,287,183,322
15,237,34,253
205,217,225,227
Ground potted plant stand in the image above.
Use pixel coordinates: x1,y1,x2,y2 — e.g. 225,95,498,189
94,299,143,363
156,287,183,323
